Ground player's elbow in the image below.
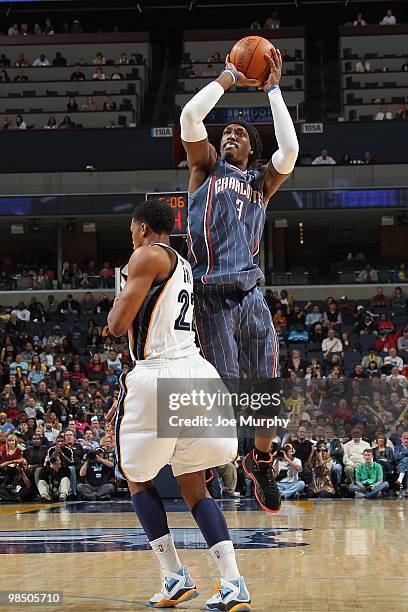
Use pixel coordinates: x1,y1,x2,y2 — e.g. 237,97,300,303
107,316,125,338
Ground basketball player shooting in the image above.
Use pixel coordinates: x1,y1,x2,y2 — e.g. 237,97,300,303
180,44,299,513
107,199,252,610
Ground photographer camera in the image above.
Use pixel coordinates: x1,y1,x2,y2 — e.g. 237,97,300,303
38,454,72,502
274,443,305,499
77,447,114,501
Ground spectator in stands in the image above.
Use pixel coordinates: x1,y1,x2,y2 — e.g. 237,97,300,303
362,150,374,164
383,347,403,373
372,434,395,486
93,66,106,80
312,149,336,165
264,11,281,29
305,305,322,328
71,19,83,34
393,263,408,283
395,432,408,494
70,63,85,81
43,17,55,35
356,263,378,283
41,116,56,129
92,52,106,65
322,327,343,360
250,21,261,30
103,95,117,111
19,22,28,36
349,448,389,498
82,96,95,111
353,13,366,26
67,96,79,112
14,69,28,83
0,54,10,67
380,9,396,25
306,443,335,498
376,313,394,336
375,104,392,120
33,23,42,36
401,58,408,72
323,302,342,329
111,66,124,80
16,115,26,130
398,328,408,353
52,52,67,67
99,262,114,287
33,54,50,67
355,56,370,72
118,52,129,65
16,270,33,290
201,63,216,77
371,286,390,308
275,443,305,499
8,22,19,36
3,116,12,129
15,53,30,67
341,153,352,164
343,428,371,483
59,293,81,316
395,104,408,120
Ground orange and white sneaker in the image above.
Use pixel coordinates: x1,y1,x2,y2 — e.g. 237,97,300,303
205,577,251,611
242,449,281,513
146,565,198,608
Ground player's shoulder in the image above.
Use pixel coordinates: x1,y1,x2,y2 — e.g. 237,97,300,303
128,245,170,274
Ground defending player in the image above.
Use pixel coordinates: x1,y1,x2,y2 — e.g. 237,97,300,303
107,199,251,610
180,47,299,512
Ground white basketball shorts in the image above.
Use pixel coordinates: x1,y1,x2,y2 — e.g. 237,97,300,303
115,354,238,482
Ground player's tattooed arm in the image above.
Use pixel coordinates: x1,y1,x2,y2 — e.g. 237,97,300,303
107,247,169,337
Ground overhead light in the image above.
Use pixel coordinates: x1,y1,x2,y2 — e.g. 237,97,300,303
11,224,24,235
83,222,96,233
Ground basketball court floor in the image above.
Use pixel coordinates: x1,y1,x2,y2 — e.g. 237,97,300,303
0,498,406,611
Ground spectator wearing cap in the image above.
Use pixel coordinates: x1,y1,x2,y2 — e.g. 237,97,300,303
47,325,65,348
382,348,404,373
90,416,105,440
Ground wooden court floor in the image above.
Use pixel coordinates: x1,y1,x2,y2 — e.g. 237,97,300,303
0,498,407,611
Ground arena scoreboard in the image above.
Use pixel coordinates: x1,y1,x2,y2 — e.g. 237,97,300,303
145,192,188,235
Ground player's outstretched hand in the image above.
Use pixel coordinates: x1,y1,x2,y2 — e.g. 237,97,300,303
259,47,282,91
105,400,118,427
225,54,262,88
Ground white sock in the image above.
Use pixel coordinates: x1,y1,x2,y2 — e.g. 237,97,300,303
149,533,182,575
210,540,240,581
397,473,405,484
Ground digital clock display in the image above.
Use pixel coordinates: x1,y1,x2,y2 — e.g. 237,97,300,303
145,192,188,235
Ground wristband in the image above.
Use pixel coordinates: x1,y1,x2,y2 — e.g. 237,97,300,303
265,83,280,94
222,68,238,84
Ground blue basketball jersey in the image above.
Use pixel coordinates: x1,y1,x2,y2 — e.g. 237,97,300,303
188,157,265,291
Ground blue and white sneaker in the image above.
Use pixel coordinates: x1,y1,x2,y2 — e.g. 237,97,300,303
205,576,251,611
146,565,198,608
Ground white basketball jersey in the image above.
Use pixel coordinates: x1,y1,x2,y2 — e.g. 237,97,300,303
120,243,199,361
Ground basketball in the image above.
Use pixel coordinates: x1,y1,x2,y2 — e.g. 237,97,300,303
229,36,273,83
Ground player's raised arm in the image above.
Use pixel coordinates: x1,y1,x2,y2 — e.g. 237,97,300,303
107,247,167,337
180,62,260,192
259,48,299,203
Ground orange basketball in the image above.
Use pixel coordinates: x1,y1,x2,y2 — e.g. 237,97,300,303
229,36,273,84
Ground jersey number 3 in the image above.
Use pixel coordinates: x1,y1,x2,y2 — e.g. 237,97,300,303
174,289,194,331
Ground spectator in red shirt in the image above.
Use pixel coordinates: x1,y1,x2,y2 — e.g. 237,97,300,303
98,262,114,289
376,313,395,335
273,307,287,329
86,353,107,383
375,333,397,353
